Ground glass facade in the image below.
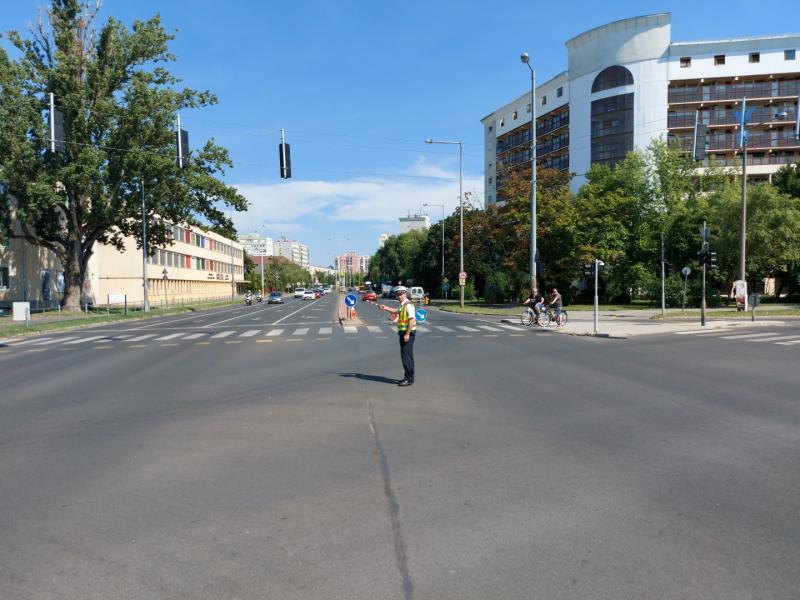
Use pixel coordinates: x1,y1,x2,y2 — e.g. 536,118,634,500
591,93,634,167
591,66,633,93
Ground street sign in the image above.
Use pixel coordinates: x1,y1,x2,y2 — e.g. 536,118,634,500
458,271,467,286
344,294,358,307
415,308,427,322
681,266,692,277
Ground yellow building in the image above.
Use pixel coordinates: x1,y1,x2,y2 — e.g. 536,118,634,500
0,220,244,308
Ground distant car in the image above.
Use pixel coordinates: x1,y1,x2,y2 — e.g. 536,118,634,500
313,290,321,298
340,286,347,293
302,290,315,300
294,287,305,298
364,290,377,301
267,292,284,304
410,287,425,303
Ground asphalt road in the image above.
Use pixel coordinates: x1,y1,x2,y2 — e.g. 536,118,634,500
1,294,799,599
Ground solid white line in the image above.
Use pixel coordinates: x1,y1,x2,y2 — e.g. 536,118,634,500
775,339,800,345
720,332,778,340
319,327,332,335
292,328,309,336
266,329,284,336
674,328,734,335
64,336,106,345
272,300,318,325
201,303,277,328
127,334,157,342
239,329,260,337
211,330,234,339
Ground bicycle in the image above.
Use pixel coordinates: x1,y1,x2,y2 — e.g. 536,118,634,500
520,306,549,327
544,306,568,327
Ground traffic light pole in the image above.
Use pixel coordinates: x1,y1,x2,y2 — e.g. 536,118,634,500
701,261,707,327
661,231,666,319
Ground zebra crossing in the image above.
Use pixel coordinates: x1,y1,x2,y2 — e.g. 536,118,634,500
673,328,800,347
0,322,542,352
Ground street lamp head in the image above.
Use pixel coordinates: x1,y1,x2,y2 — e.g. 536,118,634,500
520,52,530,64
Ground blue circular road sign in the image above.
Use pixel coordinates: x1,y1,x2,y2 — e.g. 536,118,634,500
345,294,358,307
415,308,427,322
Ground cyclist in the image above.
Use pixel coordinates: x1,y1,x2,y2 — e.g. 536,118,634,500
548,288,562,319
523,291,545,323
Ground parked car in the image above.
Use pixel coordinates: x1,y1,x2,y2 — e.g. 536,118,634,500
267,292,284,304
302,290,316,300
294,287,305,298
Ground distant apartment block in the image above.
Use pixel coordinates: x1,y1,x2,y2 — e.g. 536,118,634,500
274,237,310,269
238,232,274,257
482,13,800,207
399,214,430,234
335,252,369,275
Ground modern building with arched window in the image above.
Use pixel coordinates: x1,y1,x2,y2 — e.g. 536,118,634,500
482,13,800,206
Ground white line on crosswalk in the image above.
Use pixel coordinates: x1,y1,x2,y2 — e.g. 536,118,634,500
7,337,54,347
477,325,502,331
498,324,525,331
343,326,357,334
366,326,382,333
127,334,157,342
266,329,284,336
182,333,208,340
319,327,332,335
776,339,800,346
720,332,777,340
155,333,185,341
65,336,107,345
211,330,234,339
292,328,309,335
34,337,77,345
239,330,260,337
458,326,479,332
434,326,455,332
750,335,800,343
674,328,734,335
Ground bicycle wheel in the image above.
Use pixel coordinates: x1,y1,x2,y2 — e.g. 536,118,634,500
536,311,550,327
520,310,533,326
556,311,568,327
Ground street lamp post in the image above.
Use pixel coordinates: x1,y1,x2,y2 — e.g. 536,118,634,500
423,202,445,297
521,52,538,296
425,139,464,308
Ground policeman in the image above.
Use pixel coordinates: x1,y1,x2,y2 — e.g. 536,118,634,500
378,285,416,386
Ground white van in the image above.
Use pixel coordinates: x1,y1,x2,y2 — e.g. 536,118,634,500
409,287,425,303
294,287,305,298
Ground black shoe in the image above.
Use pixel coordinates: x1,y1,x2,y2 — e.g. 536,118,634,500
397,380,413,387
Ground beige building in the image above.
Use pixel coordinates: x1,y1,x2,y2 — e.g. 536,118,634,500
1,220,244,308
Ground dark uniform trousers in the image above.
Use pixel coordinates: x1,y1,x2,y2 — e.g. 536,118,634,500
398,331,415,382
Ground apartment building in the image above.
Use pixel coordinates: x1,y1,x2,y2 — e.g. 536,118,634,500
335,252,369,275
238,232,274,258
482,13,800,207
1,220,244,308
399,214,431,234
274,237,310,268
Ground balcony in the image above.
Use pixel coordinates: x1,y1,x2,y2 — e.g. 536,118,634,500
668,79,800,104
708,133,800,151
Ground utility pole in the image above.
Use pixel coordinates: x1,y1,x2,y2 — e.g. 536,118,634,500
521,52,538,297
593,259,604,335
141,177,149,312
738,96,750,311
700,221,709,327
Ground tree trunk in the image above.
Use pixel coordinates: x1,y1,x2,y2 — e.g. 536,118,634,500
61,241,84,309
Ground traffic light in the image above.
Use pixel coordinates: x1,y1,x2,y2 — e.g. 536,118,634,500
708,251,718,269
584,263,594,277
279,142,292,179
664,262,673,277
693,123,709,161
698,250,708,265
48,93,66,154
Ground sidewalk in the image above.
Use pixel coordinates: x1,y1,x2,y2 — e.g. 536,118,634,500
554,317,786,338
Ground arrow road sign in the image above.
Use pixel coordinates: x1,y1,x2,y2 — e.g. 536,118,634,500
344,294,358,307
415,308,427,322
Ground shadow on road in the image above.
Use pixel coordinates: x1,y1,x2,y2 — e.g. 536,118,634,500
338,372,398,385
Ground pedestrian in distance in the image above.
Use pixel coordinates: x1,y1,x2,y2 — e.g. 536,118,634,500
378,286,416,386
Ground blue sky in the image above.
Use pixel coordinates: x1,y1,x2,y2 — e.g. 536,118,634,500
4,1,799,266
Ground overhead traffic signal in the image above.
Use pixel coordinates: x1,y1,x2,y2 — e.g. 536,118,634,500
664,262,674,277
708,251,718,269
584,263,594,277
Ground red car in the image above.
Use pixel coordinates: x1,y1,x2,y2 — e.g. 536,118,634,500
363,290,377,302
314,290,322,298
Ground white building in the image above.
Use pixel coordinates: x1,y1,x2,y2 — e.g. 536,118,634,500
482,13,800,206
274,237,310,268
399,214,430,234
378,232,390,249
238,232,273,257
335,252,369,275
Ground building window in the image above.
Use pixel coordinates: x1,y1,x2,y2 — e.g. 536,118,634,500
500,117,505,127
557,87,563,97
749,52,760,63
488,176,493,184
488,125,492,132
786,49,796,61
541,95,546,106
591,65,634,93
526,103,532,113
680,57,691,68
591,93,634,167
512,111,518,120
0,265,9,288
714,55,725,65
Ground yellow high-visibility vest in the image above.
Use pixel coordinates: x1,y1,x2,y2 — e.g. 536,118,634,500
396,300,416,333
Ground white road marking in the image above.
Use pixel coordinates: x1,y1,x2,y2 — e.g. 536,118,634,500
477,325,502,331
750,335,800,343
457,326,479,332
266,329,284,337
239,330,260,337
182,333,208,340
343,326,357,334
273,301,318,325
292,328,309,336
155,333,185,341
775,339,800,346
65,336,107,345
497,324,525,330
126,334,157,342
366,325,382,333
674,328,735,335
319,327,332,335
34,337,78,345
720,332,778,340
211,330,235,339
6,337,54,347
434,326,455,332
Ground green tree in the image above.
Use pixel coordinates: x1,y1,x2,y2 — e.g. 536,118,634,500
0,1,246,307
772,161,800,199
